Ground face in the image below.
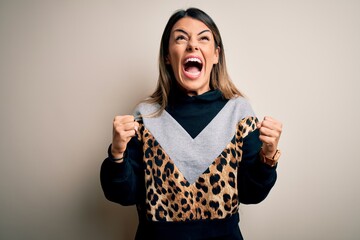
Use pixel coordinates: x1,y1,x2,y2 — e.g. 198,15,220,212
167,17,219,96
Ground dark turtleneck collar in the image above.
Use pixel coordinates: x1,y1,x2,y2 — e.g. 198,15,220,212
166,89,228,138
168,89,224,106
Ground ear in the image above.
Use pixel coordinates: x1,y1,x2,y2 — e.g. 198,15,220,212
213,46,220,64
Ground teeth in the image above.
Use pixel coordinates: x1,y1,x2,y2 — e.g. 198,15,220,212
185,57,202,64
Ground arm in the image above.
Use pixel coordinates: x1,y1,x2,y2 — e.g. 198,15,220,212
100,137,144,206
100,115,144,206
238,129,278,204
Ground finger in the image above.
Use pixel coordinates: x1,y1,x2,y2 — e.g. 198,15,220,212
114,115,135,124
117,121,138,131
263,116,282,128
261,118,278,128
121,129,136,138
257,117,277,127
113,127,135,139
259,127,280,139
256,121,262,129
264,116,280,123
259,135,278,149
263,116,274,121
113,116,138,131
134,121,139,132
260,119,282,133
114,125,137,138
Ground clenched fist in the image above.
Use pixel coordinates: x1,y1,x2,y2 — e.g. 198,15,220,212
111,115,139,161
257,116,282,158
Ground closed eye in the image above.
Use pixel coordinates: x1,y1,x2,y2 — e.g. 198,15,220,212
176,35,187,41
200,36,210,41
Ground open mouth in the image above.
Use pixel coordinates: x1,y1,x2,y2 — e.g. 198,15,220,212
183,57,203,79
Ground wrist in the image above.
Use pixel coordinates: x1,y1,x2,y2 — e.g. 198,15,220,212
111,152,124,159
111,153,125,163
111,147,125,161
260,148,281,167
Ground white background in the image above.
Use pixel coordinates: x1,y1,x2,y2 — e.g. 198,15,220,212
1,0,359,239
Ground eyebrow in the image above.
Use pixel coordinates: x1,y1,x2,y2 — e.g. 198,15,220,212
173,29,211,36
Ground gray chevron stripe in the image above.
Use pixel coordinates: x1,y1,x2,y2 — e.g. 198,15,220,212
134,97,255,184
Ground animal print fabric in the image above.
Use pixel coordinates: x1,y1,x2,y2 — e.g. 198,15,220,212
137,117,258,222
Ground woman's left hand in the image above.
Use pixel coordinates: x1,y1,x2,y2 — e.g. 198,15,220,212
257,116,283,158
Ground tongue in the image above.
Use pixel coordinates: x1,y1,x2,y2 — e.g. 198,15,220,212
186,66,200,73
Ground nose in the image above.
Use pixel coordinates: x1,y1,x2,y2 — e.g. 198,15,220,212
187,40,199,52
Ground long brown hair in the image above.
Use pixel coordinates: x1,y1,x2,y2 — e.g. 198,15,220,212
145,8,243,116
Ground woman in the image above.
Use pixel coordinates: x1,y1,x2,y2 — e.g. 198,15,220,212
101,8,282,240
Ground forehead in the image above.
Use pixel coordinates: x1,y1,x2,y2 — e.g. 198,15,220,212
171,17,211,33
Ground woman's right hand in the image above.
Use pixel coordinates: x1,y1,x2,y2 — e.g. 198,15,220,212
111,115,139,160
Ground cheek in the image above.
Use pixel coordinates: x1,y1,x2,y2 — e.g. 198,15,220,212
203,47,218,64
168,52,182,68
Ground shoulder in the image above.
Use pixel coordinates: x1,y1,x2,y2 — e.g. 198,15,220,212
228,96,256,120
133,102,161,118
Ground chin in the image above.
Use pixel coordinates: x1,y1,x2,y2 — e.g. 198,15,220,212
176,72,210,95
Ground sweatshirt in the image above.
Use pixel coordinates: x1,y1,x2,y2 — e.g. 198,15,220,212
100,90,277,240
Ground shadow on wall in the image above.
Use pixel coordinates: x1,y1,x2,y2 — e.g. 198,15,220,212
79,70,155,240
80,167,138,240
96,200,138,240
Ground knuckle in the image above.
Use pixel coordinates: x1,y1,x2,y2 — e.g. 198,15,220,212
123,115,134,121
114,126,122,133
114,115,122,121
